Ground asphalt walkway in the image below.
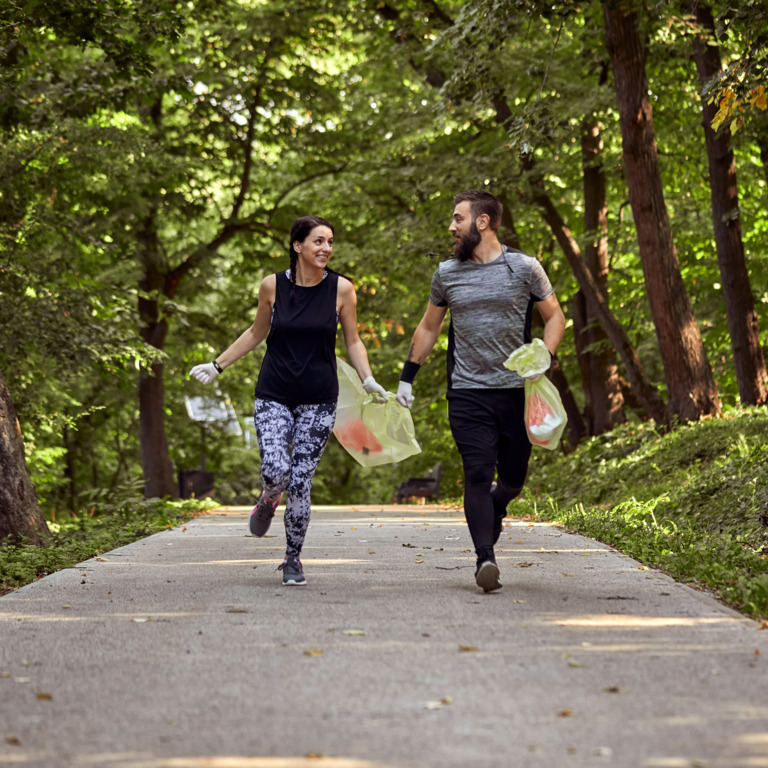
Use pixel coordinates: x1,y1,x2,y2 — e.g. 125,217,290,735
2,504,767,768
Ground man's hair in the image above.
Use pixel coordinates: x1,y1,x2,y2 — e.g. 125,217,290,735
454,190,503,231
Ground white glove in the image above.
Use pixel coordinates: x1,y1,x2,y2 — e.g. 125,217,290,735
396,381,414,409
362,376,387,403
189,362,220,385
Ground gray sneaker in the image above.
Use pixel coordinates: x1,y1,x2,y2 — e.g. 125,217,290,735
475,559,502,593
249,492,281,537
278,556,306,586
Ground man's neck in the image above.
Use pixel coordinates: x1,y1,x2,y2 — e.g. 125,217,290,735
472,237,504,264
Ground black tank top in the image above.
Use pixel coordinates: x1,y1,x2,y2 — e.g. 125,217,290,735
255,270,340,406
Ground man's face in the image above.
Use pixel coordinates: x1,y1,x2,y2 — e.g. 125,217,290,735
449,201,481,261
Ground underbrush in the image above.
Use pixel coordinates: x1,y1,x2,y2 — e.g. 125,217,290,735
1,490,216,594
518,408,768,618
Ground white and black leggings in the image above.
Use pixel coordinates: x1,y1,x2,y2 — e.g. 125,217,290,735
253,398,337,558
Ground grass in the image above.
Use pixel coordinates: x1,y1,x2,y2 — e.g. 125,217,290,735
516,407,768,619
0,491,217,595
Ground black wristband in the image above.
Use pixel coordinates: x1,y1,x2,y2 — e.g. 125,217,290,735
400,360,421,383
212,360,223,374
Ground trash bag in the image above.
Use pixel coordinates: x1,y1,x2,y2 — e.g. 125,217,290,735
334,357,421,467
504,339,567,450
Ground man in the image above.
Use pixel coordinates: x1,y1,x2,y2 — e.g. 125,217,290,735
396,190,565,593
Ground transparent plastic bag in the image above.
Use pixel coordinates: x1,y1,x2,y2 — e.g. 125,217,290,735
504,339,567,450
334,357,421,467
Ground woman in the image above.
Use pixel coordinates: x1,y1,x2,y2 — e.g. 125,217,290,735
189,216,386,586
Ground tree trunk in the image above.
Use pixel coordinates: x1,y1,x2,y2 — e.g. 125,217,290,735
603,2,720,422
137,213,177,500
0,367,50,544
580,118,627,433
523,155,668,426
691,2,768,406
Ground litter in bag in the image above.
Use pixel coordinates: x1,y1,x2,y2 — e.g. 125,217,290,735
504,340,567,450
334,357,421,467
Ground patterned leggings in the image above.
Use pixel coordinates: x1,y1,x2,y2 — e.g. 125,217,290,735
253,398,337,558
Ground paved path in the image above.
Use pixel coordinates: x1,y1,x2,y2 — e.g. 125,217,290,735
1,505,767,768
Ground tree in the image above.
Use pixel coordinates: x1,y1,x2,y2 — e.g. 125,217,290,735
689,1,768,406
0,368,49,544
603,1,721,422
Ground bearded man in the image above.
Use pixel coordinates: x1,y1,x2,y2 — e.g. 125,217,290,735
396,189,565,592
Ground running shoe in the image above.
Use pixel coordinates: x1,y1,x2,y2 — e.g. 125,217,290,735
475,558,502,593
278,556,306,586
249,491,282,536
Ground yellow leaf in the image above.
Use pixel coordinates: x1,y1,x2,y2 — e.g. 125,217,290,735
304,649,323,656
458,645,478,652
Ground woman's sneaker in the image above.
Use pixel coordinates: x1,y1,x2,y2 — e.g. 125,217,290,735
475,558,502,593
278,556,306,586
249,492,282,536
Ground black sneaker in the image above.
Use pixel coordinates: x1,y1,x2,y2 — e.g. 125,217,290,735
278,556,306,586
249,491,281,537
475,558,502,593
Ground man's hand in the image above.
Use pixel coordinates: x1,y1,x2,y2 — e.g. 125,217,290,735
189,363,220,385
362,376,387,403
396,381,414,408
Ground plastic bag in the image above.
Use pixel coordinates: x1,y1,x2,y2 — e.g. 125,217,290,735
504,339,567,450
334,357,421,467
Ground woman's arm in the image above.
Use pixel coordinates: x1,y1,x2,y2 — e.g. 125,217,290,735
214,275,276,371
337,277,374,381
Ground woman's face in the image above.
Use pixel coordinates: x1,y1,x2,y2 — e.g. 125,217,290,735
294,225,334,273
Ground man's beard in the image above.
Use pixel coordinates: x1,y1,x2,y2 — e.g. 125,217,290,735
453,221,481,262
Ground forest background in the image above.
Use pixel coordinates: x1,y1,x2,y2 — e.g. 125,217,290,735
2,0,768,547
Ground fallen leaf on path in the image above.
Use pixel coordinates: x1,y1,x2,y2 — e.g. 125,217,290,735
95,557,108,562
558,709,574,717
5,737,21,746
561,573,575,577
458,645,477,652
603,686,624,693
516,562,536,568
36,692,52,700
342,629,366,636
304,649,323,656
568,661,586,668
758,621,768,630
425,696,453,710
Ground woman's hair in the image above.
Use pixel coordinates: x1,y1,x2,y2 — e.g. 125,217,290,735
288,216,335,299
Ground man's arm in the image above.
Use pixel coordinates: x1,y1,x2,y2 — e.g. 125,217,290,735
536,294,566,356
407,301,448,363
396,301,447,408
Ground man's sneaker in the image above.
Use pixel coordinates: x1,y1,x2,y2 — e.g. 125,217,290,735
249,491,282,537
278,556,306,586
475,558,502,593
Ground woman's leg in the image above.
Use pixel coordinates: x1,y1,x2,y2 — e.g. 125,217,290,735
283,401,336,558
253,398,293,498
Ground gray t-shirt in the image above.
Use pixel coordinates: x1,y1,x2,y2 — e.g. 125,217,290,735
429,247,554,389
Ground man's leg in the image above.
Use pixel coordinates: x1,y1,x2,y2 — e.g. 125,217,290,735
492,388,531,543
447,390,500,571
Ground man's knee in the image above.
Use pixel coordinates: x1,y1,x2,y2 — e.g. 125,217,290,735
493,478,523,504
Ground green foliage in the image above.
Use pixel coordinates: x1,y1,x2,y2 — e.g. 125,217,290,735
517,410,768,617
0,494,214,592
